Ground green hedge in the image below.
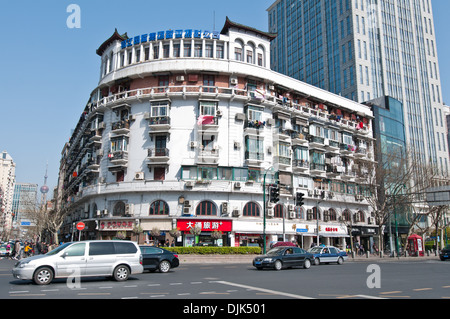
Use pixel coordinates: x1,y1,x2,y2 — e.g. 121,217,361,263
164,246,262,255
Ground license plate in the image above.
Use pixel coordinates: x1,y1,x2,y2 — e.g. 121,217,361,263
255,261,261,265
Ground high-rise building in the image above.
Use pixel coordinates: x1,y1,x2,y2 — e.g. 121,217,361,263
268,0,449,179
0,151,16,236
12,183,38,233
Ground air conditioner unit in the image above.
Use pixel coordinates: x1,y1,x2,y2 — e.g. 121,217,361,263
308,190,314,197
216,110,222,116
232,209,240,217
95,210,101,217
288,204,295,211
183,207,191,215
230,77,238,85
314,189,321,196
185,181,194,188
356,195,364,201
135,172,144,180
267,208,274,217
234,141,241,148
184,200,191,207
176,75,185,82
190,141,197,148
222,202,228,214
102,209,108,216
234,182,241,189
289,211,296,219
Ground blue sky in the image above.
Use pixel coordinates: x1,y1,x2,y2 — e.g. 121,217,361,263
0,0,449,198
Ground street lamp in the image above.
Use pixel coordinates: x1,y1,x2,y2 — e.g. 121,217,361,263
262,167,275,254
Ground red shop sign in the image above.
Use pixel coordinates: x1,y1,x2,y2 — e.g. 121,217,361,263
177,219,232,232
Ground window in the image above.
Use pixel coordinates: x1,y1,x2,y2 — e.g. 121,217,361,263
194,42,202,57
205,43,213,58
342,209,352,221
153,45,159,59
245,137,264,161
151,101,169,117
247,50,253,63
149,200,169,215
163,44,170,58
274,204,285,218
173,43,180,58
258,53,263,66
235,47,242,61
154,167,165,181
184,43,191,57
216,44,224,59
114,242,137,254
203,75,215,93
111,137,128,152
247,105,263,122
89,242,115,256
199,101,217,116
113,201,126,217
196,200,217,216
64,243,86,257
243,202,260,217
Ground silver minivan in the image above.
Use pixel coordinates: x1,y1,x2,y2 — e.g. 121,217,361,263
12,240,143,285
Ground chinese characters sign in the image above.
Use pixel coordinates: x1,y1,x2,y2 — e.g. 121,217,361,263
177,219,232,232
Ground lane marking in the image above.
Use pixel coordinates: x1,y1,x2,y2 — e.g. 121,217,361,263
213,280,314,299
413,288,432,291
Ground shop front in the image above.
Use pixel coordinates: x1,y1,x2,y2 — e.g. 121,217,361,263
97,219,137,240
176,218,233,247
352,226,380,253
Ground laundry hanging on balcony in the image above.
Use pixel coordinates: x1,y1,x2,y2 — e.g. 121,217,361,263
197,115,215,125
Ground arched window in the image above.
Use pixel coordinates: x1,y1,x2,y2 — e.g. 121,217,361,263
307,207,321,220
342,209,352,222
243,202,260,217
113,201,126,217
149,200,169,215
355,211,365,223
196,200,217,216
294,206,305,219
324,208,337,221
274,204,285,218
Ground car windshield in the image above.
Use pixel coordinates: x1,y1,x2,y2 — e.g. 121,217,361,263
309,247,323,253
45,242,72,256
444,245,450,250
266,247,285,256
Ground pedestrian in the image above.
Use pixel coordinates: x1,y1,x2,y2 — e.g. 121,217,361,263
359,243,365,256
14,240,21,260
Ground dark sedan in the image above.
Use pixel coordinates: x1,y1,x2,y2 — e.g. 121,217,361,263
139,246,180,273
440,245,450,261
253,247,313,271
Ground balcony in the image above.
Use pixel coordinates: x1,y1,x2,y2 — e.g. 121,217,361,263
148,116,171,133
291,132,308,146
340,143,355,157
273,155,291,171
197,116,219,132
325,140,340,153
244,120,265,137
309,162,326,175
111,120,130,135
292,159,309,173
245,151,264,167
147,148,170,164
197,148,219,164
308,136,325,150
107,151,128,171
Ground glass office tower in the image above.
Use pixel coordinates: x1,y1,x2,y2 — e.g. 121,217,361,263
268,0,449,178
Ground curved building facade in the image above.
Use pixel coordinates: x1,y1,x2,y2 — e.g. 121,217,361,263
57,18,377,249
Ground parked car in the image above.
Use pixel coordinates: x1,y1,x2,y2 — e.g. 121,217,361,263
0,244,10,257
440,245,450,261
12,240,143,285
140,246,179,273
253,246,313,271
270,241,296,248
308,246,348,265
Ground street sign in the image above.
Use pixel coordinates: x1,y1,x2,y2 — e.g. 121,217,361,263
76,222,85,231
296,228,308,233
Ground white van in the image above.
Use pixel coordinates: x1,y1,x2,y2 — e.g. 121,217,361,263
12,240,143,285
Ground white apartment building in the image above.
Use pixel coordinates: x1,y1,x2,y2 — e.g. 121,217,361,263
57,18,377,250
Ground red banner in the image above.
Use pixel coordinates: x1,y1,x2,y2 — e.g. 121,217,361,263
177,219,232,232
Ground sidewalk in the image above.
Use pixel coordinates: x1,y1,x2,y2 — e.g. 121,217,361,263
178,253,442,264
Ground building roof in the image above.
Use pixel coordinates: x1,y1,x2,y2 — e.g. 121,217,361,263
96,29,128,56
220,17,277,41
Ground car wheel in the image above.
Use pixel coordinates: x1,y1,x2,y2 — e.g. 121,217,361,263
159,260,171,273
303,259,311,269
274,260,283,271
337,257,344,265
113,265,130,281
314,257,320,265
33,267,53,285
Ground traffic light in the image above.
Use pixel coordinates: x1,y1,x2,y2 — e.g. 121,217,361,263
296,192,304,207
269,184,280,203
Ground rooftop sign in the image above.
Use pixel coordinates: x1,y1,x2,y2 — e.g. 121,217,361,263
122,29,221,49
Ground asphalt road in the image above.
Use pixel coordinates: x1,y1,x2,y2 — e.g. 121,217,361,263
1,257,450,300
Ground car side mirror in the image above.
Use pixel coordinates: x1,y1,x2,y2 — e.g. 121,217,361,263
61,252,68,258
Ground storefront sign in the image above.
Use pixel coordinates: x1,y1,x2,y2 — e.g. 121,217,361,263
122,29,221,49
100,220,134,231
177,219,232,232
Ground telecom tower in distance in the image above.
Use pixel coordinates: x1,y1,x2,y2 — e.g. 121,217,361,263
40,162,50,210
